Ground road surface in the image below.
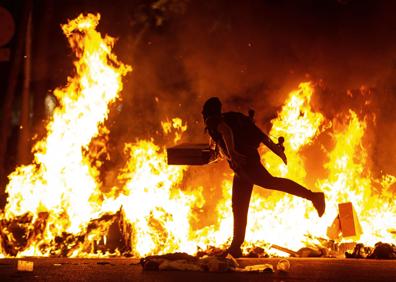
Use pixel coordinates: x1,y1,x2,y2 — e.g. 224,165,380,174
0,257,395,281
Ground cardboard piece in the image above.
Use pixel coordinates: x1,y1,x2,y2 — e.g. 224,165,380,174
338,202,363,238
166,143,217,165
326,202,363,241
327,215,342,240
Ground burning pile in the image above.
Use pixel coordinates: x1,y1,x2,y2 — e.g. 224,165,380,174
0,13,395,258
0,13,131,257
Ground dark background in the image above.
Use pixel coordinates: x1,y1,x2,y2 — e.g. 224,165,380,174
1,0,396,198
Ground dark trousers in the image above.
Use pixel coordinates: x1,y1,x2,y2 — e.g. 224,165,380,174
229,157,314,250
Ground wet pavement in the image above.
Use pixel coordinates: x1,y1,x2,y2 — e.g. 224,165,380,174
0,257,395,281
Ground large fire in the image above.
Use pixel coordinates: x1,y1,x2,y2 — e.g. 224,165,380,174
0,13,395,258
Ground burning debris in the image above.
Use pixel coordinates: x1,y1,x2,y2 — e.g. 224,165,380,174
327,202,363,240
0,209,128,257
140,252,277,273
346,242,396,259
0,13,131,257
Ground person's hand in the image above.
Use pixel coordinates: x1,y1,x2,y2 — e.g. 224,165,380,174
230,150,247,170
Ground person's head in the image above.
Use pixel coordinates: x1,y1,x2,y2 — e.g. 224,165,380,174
202,97,222,122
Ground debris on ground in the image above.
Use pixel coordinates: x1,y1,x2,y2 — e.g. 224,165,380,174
140,251,294,274
140,252,237,272
346,242,396,259
245,246,269,258
199,255,238,272
140,252,290,273
270,244,298,256
140,240,396,274
271,244,324,257
295,247,323,257
369,242,396,259
235,264,274,273
140,252,198,271
17,260,34,272
276,259,290,272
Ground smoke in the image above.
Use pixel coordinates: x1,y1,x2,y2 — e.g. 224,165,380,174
105,0,396,175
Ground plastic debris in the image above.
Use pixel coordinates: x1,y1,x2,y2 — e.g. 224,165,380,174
199,256,236,272
242,264,274,273
276,259,290,272
17,260,34,272
158,259,202,271
296,247,323,257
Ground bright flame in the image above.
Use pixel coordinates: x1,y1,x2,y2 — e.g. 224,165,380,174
113,141,199,257
261,82,325,180
161,117,188,143
1,13,130,256
249,82,326,251
317,111,396,245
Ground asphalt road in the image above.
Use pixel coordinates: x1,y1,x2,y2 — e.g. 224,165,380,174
0,257,395,282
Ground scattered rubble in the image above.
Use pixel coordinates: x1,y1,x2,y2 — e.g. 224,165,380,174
245,246,269,258
140,252,237,272
141,252,290,273
271,244,324,257
346,242,396,259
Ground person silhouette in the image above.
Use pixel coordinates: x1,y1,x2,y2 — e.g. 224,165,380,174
202,97,325,257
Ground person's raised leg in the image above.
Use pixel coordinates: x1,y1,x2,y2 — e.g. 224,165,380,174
228,173,254,257
245,162,325,217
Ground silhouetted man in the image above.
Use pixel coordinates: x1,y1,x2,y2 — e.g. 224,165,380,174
202,97,325,257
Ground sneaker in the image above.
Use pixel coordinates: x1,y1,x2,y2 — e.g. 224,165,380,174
312,192,326,217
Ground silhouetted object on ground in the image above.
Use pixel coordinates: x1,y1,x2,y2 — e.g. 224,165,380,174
346,242,396,259
201,97,326,257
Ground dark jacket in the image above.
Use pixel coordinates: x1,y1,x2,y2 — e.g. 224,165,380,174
206,111,265,159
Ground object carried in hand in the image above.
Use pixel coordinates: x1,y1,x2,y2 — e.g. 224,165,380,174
271,136,287,165
167,143,219,165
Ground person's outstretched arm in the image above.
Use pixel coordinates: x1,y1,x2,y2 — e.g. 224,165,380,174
261,133,287,165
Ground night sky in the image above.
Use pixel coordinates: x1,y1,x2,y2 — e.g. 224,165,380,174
1,0,396,178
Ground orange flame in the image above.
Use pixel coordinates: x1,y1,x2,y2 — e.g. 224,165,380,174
1,13,130,256
317,111,396,245
161,117,188,143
